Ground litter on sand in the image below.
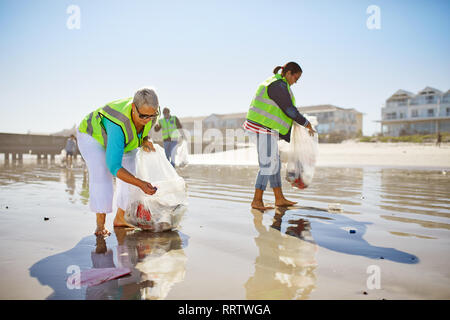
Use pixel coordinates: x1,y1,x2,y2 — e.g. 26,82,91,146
328,203,343,213
74,267,132,287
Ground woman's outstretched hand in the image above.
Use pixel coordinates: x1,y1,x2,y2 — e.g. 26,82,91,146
142,139,156,152
306,122,316,137
138,180,157,195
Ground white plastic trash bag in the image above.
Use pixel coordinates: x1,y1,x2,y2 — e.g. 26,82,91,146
175,139,189,168
285,121,319,189
124,144,188,232
278,139,290,163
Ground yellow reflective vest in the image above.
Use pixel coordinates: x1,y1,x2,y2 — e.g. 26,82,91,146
246,74,295,135
78,97,154,153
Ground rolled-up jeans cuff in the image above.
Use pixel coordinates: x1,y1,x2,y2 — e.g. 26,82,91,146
269,181,281,189
255,184,267,191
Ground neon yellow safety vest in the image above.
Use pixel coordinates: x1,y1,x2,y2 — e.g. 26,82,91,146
78,97,154,153
158,116,179,140
246,73,295,135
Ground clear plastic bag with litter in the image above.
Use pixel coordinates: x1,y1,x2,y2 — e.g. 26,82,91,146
124,144,188,232
175,139,189,168
285,116,319,189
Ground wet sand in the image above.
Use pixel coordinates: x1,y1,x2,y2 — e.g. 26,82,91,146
0,158,449,299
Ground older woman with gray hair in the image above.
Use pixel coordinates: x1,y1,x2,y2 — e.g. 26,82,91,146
77,88,160,236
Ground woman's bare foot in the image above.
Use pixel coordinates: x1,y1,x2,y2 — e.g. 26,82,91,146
251,189,274,211
275,198,297,207
251,200,274,211
272,187,297,207
113,208,135,228
94,226,111,237
95,213,111,236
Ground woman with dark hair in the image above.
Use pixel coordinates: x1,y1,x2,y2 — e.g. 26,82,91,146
244,62,315,210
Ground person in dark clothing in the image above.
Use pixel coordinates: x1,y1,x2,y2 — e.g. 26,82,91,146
243,62,315,210
65,134,77,167
154,108,184,167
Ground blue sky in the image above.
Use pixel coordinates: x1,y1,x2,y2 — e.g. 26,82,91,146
0,0,449,135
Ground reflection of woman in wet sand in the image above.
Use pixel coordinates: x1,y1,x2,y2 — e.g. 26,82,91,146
245,208,318,299
243,62,315,210
113,228,187,300
84,228,187,299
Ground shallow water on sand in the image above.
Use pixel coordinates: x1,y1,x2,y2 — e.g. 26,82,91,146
0,161,449,299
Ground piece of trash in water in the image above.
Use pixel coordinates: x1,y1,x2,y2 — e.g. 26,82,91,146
44,217,50,221
328,203,343,213
349,229,356,234
442,170,447,175
76,267,132,287
380,256,384,259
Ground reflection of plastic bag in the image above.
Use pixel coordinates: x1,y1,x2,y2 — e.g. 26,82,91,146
285,121,319,189
175,139,189,168
125,145,188,232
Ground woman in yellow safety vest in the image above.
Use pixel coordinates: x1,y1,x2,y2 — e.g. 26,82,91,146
243,62,316,210
77,88,159,236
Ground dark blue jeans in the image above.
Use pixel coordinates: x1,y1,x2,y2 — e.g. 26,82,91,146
163,140,178,167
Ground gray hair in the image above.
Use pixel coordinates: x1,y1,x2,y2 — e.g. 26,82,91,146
133,87,159,109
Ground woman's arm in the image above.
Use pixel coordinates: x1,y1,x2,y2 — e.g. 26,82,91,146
267,80,309,127
268,80,315,136
116,168,156,194
103,118,156,194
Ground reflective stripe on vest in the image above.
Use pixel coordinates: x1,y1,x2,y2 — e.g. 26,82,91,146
102,105,135,144
246,74,294,135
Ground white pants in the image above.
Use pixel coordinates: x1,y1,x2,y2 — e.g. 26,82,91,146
77,129,137,214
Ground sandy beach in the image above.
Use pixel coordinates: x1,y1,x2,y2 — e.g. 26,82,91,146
0,142,449,300
189,142,450,169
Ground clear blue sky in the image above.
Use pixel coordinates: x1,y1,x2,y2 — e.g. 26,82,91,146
0,0,449,135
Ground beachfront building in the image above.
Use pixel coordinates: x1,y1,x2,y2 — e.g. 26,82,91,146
380,87,450,136
150,115,206,142
173,105,364,142
298,105,363,138
203,113,247,133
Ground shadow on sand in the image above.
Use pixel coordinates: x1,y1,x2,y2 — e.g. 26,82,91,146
263,206,419,264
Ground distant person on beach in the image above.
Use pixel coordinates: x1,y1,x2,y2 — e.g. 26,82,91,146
154,107,184,167
436,131,442,147
243,62,316,210
77,88,159,236
65,134,77,167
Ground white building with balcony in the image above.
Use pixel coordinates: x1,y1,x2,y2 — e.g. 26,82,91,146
380,87,450,136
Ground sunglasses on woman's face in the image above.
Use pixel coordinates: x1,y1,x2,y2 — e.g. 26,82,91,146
135,106,159,120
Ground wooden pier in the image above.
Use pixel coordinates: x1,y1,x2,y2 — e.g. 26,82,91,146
0,132,77,162
0,132,249,163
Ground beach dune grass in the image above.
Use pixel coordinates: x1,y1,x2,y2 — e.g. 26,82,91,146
358,132,450,143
